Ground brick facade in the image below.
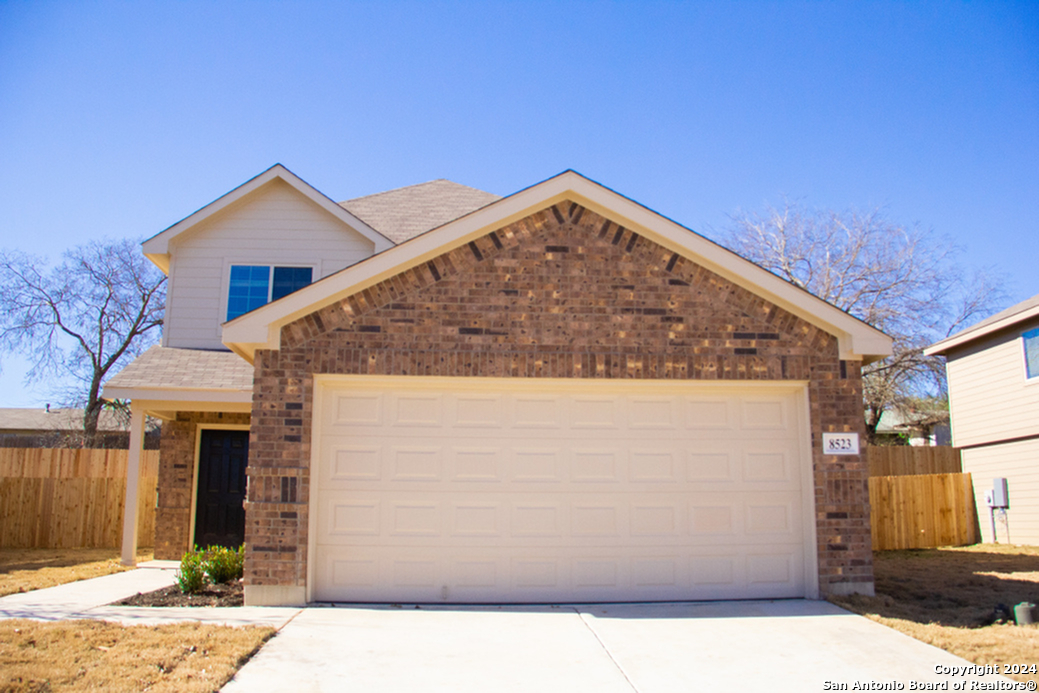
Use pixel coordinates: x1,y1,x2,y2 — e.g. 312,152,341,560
154,411,250,559
245,201,872,595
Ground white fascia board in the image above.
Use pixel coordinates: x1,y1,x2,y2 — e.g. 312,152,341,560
141,164,393,273
224,171,891,363
926,304,1039,356
102,385,253,405
126,399,252,420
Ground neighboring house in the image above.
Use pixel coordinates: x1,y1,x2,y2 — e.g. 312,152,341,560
872,408,951,447
926,294,1039,545
105,164,892,606
0,407,133,448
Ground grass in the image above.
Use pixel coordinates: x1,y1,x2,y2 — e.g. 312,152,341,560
0,548,276,692
0,548,155,598
831,544,1039,684
0,619,274,692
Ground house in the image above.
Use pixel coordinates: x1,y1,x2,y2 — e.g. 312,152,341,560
926,294,1039,544
105,164,892,606
872,408,951,447
0,407,136,448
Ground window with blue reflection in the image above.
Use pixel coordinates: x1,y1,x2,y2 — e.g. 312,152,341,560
226,265,313,321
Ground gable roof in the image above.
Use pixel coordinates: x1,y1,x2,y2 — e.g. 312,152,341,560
926,292,1039,356
340,179,501,244
141,164,394,273
222,170,892,363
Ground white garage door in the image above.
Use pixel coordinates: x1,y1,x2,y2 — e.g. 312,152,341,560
311,377,812,603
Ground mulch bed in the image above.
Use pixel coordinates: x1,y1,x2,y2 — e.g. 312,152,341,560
110,579,243,607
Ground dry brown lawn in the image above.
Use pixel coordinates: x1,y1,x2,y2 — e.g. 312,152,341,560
0,548,155,598
0,619,274,692
831,544,1039,684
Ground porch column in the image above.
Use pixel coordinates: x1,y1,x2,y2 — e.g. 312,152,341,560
120,402,146,566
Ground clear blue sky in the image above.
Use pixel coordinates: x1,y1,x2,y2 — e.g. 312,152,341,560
1,0,1036,408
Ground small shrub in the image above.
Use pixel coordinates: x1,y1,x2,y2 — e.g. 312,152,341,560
204,545,244,584
175,547,207,594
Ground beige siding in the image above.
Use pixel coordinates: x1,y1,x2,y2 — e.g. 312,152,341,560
963,439,1039,544
945,325,1039,448
163,179,376,349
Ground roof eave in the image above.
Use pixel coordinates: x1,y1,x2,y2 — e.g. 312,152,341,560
224,171,892,363
141,164,395,262
102,384,253,404
926,304,1039,356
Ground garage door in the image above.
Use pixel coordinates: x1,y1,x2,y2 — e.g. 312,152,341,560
311,377,811,603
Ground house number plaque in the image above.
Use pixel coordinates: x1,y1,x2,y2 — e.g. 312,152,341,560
822,432,860,455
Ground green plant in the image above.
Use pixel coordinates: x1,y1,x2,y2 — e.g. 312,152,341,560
175,547,207,594
204,544,244,584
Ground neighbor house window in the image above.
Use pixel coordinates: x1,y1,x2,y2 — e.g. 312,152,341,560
226,265,313,321
1025,327,1039,379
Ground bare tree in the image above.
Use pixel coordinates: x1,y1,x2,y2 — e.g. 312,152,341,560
723,201,1006,443
0,239,166,442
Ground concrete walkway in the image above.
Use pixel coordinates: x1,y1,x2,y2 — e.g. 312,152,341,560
0,562,300,629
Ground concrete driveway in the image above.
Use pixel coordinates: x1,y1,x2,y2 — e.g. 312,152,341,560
222,600,1011,692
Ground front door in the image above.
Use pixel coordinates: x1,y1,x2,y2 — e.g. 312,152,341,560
194,429,249,549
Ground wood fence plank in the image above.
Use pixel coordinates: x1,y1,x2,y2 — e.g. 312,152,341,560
868,472,977,550
0,448,157,549
868,447,962,477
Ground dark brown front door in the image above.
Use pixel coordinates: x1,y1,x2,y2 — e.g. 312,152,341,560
193,429,248,549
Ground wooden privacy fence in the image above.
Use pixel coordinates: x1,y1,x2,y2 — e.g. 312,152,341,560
0,448,158,549
868,446,962,477
869,471,978,550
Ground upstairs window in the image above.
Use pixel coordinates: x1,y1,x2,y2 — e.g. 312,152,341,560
1025,327,1039,380
227,265,313,321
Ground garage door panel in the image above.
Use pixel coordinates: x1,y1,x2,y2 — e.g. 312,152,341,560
452,394,504,428
314,379,810,603
327,499,380,536
627,397,679,430
570,448,623,482
327,445,382,483
319,492,800,546
510,448,565,482
450,447,504,482
391,393,444,427
314,545,805,602
451,502,503,537
684,398,734,429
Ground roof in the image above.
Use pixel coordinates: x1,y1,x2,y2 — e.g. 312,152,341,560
141,164,395,273
0,408,128,433
223,169,893,363
340,179,501,244
103,346,253,403
926,292,1039,356
874,408,950,434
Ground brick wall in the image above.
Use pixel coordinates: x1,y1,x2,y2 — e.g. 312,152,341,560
154,411,250,559
246,201,872,595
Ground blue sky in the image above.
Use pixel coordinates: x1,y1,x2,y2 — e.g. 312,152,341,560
1,0,1036,408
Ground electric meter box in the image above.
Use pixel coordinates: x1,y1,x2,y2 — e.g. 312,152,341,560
992,478,1010,509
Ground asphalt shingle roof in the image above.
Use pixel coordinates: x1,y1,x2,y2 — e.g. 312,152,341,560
103,346,253,392
340,179,501,244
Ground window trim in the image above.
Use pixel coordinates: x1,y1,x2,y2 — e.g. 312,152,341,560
223,262,316,323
